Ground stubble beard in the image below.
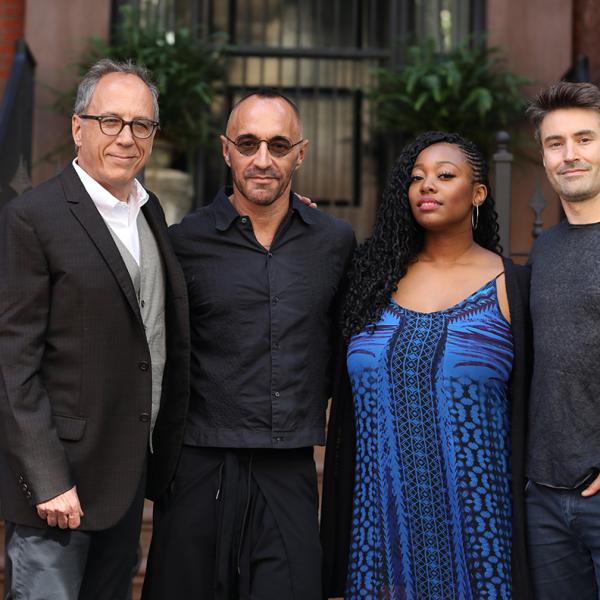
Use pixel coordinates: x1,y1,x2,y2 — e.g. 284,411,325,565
556,177,600,205
232,170,292,207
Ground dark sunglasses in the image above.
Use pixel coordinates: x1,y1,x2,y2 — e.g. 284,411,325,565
224,134,304,158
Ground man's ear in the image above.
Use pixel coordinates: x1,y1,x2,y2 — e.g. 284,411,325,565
220,134,231,167
72,114,82,148
295,139,309,170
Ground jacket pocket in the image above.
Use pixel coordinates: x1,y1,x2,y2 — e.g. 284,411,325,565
53,414,87,441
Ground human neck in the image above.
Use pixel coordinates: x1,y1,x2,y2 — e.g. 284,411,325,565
419,231,477,266
229,188,291,248
561,194,600,225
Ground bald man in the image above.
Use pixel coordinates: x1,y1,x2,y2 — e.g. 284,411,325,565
142,90,355,600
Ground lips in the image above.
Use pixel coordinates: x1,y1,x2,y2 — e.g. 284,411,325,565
560,169,589,176
416,197,441,210
245,168,279,180
109,154,137,162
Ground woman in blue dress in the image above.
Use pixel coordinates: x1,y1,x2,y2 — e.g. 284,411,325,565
321,132,532,599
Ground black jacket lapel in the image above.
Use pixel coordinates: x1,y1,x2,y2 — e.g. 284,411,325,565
141,195,187,302
59,164,143,324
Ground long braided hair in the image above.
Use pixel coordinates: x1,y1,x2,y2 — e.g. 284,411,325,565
343,131,501,339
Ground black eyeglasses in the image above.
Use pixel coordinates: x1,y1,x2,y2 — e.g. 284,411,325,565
223,134,304,157
78,114,159,139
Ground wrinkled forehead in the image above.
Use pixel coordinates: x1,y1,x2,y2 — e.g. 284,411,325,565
226,96,302,139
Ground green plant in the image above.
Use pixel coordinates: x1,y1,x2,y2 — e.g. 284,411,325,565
370,39,529,154
76,6,226,153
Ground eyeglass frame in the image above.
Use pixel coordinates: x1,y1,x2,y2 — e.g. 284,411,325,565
78,114,160,139
223,134,305,157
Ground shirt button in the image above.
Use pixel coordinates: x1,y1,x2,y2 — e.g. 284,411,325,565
273,391,280,398
241,217,248,223
267,252,273,258
139,413,150,423
272,296,279,304
273,341,279,349
140,300,145,308
139,361,149,371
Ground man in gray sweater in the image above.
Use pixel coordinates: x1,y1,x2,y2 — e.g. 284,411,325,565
526,81,600,599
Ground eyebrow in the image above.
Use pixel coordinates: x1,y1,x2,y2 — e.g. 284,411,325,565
412,160,459,169
235,133,292,140
543,130,597,144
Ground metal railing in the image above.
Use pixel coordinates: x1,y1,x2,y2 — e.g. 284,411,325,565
0,40,36,211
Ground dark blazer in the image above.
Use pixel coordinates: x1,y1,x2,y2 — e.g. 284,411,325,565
320,257,533,599
0,164,190,531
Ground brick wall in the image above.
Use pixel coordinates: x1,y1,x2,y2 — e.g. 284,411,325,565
0,0,25,99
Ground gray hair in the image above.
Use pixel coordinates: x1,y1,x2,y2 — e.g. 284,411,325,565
74,58,160,120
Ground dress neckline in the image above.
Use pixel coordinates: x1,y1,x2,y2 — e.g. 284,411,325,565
389,273,504,316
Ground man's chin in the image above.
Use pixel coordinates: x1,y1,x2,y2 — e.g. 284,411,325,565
244,186,286,206
561,185,600,204
247,193,279,206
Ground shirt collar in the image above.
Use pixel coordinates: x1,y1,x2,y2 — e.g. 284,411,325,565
214,187,243,231
72,158,149,215
290,192,317,225
214,186,316,231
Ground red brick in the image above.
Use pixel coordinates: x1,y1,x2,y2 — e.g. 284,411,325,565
0,8,24,19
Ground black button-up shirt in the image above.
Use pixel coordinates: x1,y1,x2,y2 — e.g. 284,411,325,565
170,187,355,448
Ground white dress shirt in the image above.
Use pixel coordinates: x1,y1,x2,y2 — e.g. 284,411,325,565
72,159,149,265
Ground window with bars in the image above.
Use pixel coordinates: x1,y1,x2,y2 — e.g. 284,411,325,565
115,0,482,237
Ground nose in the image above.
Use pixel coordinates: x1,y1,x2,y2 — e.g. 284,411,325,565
563,139,577,162
252,140,272,168
115,123,135,145
420,174,437,193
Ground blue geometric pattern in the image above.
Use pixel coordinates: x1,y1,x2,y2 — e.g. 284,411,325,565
345,279,513,599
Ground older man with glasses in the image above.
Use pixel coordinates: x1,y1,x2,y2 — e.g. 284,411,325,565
142,89,355,600
0,58,189,599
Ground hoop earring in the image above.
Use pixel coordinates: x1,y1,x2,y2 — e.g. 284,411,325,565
471,204,479,230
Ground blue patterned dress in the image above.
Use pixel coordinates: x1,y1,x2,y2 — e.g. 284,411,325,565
345,278,514,599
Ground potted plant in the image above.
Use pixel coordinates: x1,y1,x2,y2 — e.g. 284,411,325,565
370,39,529,155
79,5,226,159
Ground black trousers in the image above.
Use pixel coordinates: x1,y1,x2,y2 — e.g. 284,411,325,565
4,472,145,600
142,446,322,600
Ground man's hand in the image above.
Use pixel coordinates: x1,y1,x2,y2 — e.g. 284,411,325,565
581,473,600,497
36,485,84,529
296,194,318,209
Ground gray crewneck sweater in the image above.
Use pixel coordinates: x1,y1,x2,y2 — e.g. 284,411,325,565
527,220,600,487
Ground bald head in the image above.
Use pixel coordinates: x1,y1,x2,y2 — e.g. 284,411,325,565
226,90,303,138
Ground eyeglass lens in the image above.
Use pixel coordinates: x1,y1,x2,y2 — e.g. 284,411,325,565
99,116,156,139
235,136,295,157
